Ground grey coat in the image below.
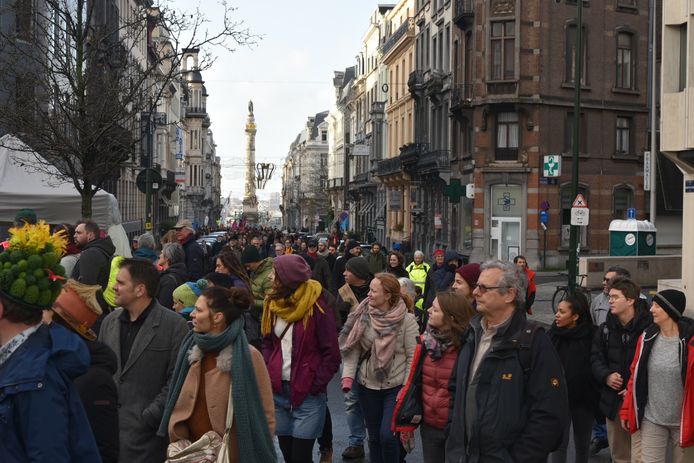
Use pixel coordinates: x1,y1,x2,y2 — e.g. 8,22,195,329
99,300,189,463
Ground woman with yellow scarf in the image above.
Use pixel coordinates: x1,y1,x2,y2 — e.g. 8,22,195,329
261,254,341,463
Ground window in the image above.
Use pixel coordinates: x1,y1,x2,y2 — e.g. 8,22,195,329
615,116,631,155
565,24,587,85
613,186,633,219
617,0,636,7
491,21,515,80
680,24,687,92
15,0,33,40
616,32,634,89
564,112,586,154
495,112,519,160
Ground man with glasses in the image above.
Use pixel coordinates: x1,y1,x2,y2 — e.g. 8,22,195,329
591,266,632,327
591,276,651,463
446,260,569,462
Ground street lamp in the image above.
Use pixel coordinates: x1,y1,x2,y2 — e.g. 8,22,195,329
256,162,275,189
567,0,584,294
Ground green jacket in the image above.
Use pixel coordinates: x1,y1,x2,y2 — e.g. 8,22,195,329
250,257,274,315
366,252,387,275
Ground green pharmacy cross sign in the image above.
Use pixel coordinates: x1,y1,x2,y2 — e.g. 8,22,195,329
443,178,466,204
543,154,561,178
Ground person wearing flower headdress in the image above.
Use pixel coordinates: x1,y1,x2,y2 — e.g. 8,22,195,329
0,221,101,462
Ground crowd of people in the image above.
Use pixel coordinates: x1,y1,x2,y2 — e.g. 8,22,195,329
1,208,693,463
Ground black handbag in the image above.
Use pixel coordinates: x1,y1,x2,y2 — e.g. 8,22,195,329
392,336,426,433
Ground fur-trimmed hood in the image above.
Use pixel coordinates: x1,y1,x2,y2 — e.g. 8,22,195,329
187,345,232,373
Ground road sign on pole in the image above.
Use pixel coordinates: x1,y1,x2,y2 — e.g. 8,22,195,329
572,194,588,208
571,207,590,226
543,154,561,177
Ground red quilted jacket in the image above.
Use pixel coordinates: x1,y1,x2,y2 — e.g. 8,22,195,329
421,344,459,429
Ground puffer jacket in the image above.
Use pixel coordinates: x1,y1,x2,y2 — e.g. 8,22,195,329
591,300,652,420
341,299,419,390
620,319,694,447
249,257,274,315
421,343,458,430
445,309,569,463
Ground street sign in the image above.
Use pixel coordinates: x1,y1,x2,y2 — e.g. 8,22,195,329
352,144,369,156
543,154,561,177
627,207,636,219
145,222,152,230
571,207,590,226
136,168,163,194
539,210,549,225
643,151,651,191
572,193,588,208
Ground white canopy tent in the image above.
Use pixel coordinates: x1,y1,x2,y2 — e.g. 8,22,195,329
0,134,121,231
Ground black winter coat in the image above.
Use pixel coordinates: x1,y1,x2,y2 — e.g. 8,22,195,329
332,254,354,292
591,299,652,420
71,236,115,290
181,235,205,281
549,322,598,409
385,265,408,279
156,262,188,309
446,309,569,463
75,340,119,463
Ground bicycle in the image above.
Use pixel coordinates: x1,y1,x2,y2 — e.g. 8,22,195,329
552,273,593,314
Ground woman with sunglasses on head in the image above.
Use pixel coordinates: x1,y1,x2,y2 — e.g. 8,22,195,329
620,290,694,462
548,293,597,463
261,254,341,463
160,286,276,462
340,273,419,463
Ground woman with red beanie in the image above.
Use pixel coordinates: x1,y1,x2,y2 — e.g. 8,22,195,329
453,263,481,308
261,254,341,463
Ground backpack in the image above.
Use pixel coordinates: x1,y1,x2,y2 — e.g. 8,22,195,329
510,320,543,383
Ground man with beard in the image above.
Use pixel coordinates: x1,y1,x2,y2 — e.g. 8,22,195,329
307,239,332,293
72,220,116,292
317,239,335,271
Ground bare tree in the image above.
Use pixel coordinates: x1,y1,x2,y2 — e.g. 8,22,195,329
0,0,256,217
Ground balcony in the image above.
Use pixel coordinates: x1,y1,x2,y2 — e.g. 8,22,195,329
381,18,415,57
185,106,207,117
408,70,425,94
417,150,451,174
450,83,473,110
399,142,425,165
487,81,518,96
376,157,402,177
354,172,370,184
326,178,344,190
453,0,474,28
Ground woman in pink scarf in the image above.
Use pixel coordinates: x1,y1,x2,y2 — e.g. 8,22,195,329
340,273,419,463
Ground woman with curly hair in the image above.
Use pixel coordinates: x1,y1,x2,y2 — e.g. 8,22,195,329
385,251,408,279
261,254,341,463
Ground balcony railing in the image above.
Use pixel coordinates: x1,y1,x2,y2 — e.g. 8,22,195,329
326,178,344,189
417,150,451,174
487,81,518,96
451,83,473,109
382,18,415,56
454,0,474,27
399,143,426,164
408,70,425,93
354,172,370,184
376,157,403,177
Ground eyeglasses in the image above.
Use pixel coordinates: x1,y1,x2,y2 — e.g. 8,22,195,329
608,294,623,301
473,283,506,293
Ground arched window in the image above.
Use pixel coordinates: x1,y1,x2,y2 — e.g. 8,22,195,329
613,185,634,219
616,32,635,89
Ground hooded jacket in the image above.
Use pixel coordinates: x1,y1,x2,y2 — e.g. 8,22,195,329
445,310,569,463
75,340,120,463
157,262,189,310
72,235,116,290
181,235,205,281
0,323,102,462
249,257,274,316
423,250,461,309
591,300,653,420
620,319,694,447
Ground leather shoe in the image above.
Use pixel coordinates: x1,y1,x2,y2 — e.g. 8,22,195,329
341,445,365,459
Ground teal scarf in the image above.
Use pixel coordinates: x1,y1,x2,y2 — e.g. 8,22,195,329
158,318,276,462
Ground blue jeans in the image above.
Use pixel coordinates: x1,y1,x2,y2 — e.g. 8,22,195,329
358,385,401,463
344,381,366,447
593,420,607,441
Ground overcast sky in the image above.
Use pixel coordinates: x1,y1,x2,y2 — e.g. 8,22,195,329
169,0,382,200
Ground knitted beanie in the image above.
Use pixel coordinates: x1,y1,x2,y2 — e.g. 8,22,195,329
456,263,481,289
653,289,687,321
241,245,262,264
345,256,372,281
345,241,361,253
273,254,312,289
172,280,207,308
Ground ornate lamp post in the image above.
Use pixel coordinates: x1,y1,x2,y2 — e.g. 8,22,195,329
256,162,275,189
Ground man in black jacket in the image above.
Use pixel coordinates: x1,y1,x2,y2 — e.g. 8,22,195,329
446,260,569,463
72,220,115,291
172,220,205,281
591,276,651,463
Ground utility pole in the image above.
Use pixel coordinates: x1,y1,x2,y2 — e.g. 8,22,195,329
648,0,658,224
568,0,584,294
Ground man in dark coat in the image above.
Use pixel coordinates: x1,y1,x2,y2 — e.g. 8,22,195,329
422,249,462,310
446,260,569,462
173,219,205,281
307,239,333,293
156,243,188,310
591,276,651,463
99,258,189,463
72,220,116,290
0,296,101,462
332,240,361,293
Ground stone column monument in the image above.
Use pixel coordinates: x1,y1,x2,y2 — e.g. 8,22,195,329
242,100,258,223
